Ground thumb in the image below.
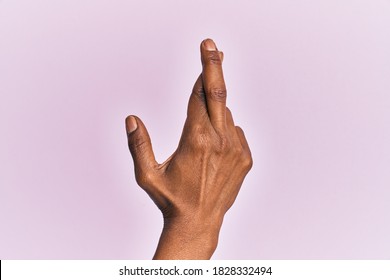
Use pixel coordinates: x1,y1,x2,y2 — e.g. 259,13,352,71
125,115,158,184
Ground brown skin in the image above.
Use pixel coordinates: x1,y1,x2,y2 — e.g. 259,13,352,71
125,39,252,259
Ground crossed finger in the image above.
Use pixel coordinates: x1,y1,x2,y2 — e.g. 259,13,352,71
201,39,227,132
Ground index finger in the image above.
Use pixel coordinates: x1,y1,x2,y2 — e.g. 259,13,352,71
201,39,227,132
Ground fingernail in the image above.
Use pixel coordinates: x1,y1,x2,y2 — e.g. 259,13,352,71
203,39,217,51
126,115,137,135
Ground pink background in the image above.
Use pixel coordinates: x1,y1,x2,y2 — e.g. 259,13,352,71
1,0,390,259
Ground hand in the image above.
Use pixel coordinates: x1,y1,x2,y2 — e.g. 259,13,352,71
125,39,252,259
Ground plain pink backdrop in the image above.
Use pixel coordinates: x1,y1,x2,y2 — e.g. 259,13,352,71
1,0,389,259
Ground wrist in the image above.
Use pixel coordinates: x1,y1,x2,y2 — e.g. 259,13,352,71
153,211,224,259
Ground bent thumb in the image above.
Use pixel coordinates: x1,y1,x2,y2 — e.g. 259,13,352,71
125,115,157,179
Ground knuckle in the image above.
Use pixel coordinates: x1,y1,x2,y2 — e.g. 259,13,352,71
193,131,210,149
205,51,222,65
192,86,203,96
128,135,148,152
209,87,227,102
191,86,206,101
216,135,231,153
184,124,210,150
242,153,253,171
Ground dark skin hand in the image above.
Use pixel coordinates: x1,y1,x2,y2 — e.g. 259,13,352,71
125,39,252,259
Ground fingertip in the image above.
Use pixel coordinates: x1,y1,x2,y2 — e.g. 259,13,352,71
226,106,233,118
202,38,217,51
125,115,138,135
235,126,251,154
219,51,224,62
